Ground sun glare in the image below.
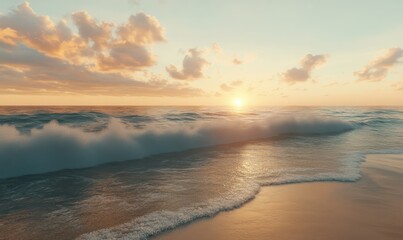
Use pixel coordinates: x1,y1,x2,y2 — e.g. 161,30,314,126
233,98,244,107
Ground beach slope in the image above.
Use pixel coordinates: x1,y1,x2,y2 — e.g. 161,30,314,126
156,154,403,240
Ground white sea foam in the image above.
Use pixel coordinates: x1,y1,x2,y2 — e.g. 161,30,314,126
78,182,261,240
77,150,403,240
0,115,354,179
78,150,403,239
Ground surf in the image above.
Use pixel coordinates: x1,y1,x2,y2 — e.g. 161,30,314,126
0,115,354,179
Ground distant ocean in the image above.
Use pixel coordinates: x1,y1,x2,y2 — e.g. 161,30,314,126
0,106,402,239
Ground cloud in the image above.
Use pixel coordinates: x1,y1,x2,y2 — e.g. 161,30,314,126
355,48,403,81
96,12,165,71
232,58,243,65
98,43,155,70
220,80,243,92
0,2,74,53
117,12,165,45
0,2,165,71
211,42,222,54
0,2,202,97
71,11,112,50
0,44,203,96
166,48,209,80
282,54,327,84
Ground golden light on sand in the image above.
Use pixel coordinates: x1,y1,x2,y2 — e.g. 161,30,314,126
233,98,244,107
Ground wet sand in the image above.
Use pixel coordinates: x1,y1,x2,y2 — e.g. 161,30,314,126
156,154,403,240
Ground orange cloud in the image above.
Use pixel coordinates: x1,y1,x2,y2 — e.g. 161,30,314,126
355,48,403,82
0,28,19,46
166,48,209,80
0,2,165,71
0,2,202,97
282,54,327,84
71,11,112,50
117,13,165,45
0,2,73,54
98,12,165,71
0,46,202,96
98,43,155,71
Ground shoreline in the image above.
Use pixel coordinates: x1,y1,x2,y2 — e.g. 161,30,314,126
155,154,403,240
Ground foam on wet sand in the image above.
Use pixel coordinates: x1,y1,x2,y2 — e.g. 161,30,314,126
156,154,403,240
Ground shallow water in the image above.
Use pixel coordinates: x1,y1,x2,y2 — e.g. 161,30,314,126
0,106,402,239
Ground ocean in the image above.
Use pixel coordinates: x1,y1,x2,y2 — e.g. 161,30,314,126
0,106,402,239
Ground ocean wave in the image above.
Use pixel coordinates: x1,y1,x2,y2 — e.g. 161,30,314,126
163,112,203,121
0,112,111,134
362,109,403,115
0,115,354,179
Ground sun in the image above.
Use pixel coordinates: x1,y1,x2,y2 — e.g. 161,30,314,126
233,98,244,107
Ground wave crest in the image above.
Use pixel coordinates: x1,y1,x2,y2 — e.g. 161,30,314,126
0,115,354,179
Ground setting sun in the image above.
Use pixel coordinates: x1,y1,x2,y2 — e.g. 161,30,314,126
233,98,244,107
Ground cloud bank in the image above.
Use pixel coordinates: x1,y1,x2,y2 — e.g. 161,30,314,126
0,2,202,96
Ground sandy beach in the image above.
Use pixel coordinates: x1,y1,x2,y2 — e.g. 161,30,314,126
156,154,403,240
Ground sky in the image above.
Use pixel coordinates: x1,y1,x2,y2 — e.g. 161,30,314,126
0,0,402,106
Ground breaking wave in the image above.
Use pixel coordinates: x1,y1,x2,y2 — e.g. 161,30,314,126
0,115,354,179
